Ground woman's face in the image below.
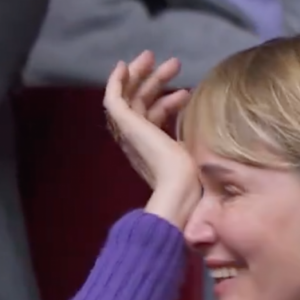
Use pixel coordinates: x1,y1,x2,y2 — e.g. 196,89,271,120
184,140,300,300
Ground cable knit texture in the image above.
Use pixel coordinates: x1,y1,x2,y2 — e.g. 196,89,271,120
73,210,187,300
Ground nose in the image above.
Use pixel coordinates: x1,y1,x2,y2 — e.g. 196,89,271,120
184,199,217,250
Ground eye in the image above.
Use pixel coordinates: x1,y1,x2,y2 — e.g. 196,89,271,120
221,184,242,199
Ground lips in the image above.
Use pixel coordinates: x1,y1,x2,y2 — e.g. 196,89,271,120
204,258,245,297
205,258,243,281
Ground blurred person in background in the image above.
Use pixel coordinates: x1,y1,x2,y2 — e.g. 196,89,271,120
0,1,47,300
23,0,286,88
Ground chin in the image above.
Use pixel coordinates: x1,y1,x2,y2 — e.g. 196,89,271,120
213,276,250,300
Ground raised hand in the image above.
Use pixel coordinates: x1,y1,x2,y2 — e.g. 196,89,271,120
104,51,201,228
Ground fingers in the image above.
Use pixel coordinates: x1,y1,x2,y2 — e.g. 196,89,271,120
104,52,185,128
126,51,155,98
104,61,129,111
147,89,190,126
131,57,181,114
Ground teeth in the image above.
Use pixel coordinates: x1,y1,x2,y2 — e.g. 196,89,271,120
209,267,238,279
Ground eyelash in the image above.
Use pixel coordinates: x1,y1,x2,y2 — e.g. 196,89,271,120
221,184,242,200
200,183,242,201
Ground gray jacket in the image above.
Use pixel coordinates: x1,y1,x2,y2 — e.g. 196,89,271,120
21,0,300,88
21,0,268,88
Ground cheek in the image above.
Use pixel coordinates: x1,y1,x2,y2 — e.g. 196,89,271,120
224,196,300,300
216,192,299,258
218,194,300,268
217,201,266,258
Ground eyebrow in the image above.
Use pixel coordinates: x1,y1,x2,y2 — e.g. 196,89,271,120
199,164,234,177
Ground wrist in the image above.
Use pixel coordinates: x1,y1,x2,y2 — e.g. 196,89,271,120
145,179,200,229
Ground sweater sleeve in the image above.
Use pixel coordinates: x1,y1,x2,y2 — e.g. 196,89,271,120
73,209,187,300
23,0,260,88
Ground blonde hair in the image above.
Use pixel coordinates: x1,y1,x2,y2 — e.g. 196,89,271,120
178,36,300,169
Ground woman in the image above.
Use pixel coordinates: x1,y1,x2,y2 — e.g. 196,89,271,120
75,35,300,300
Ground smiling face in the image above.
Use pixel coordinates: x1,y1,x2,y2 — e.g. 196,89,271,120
184,141,300,300
177,37,300,300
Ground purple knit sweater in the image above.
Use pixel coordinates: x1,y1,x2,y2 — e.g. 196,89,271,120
73,210,187,300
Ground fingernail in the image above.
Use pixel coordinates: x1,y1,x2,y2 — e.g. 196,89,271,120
116,60,126,68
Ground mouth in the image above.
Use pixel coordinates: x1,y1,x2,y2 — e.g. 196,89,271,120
209,266,238,283
206,260,245,297
210,267,239,297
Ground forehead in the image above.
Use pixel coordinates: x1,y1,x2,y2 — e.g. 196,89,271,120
189,138,272,182
189,140,245,175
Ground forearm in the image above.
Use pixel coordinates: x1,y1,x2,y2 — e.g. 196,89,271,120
73,210,187,300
